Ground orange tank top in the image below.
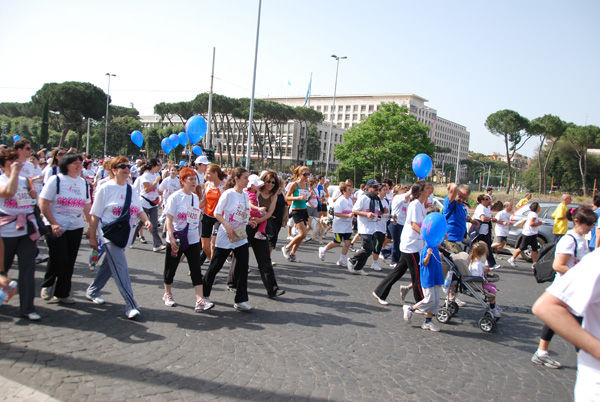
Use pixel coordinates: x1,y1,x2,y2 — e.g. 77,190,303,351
204,182,222,217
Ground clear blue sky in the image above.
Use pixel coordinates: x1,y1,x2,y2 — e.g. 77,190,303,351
1,0,599,158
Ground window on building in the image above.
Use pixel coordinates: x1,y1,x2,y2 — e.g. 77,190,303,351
324,105,329,112
337,114,342,120
338,105,343,112
345,105,351,112
377,105,381,110
345,123,349,128
353,114,358,120
361,114,365,119
353,105,358,112
345,114,350,120
317,106,321,111
361,105,366,112
369,105,374,112
334,134,338,142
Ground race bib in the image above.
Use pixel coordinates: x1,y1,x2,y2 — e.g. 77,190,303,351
187,204,200,224
16,190,35,206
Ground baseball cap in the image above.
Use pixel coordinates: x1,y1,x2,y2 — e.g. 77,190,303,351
195,156,209,165
247,174,264,188
366,179,381,187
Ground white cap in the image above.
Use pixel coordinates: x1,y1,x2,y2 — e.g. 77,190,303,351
195,156,209,165
247,174,264,188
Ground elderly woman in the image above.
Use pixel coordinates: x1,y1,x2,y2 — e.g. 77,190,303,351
86,156,152,319
39,153,91,304
162,167,213,312
0,148,40,320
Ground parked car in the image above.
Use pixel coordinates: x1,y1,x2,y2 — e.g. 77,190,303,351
504,201,580,262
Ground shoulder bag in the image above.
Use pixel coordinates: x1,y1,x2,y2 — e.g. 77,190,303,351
101,184,132,248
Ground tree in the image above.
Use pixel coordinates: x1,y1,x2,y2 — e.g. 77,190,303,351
334,102,434,183
565,124,600,196
484,110,531,193
39,99,49,148
529,114,566,195
31,82,107,148
294,106,323,165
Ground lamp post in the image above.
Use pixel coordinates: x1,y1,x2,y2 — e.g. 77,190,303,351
246,0,262,171
103,73,116,158
325,54,346,178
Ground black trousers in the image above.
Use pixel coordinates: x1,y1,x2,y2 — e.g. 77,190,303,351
349,234,374,271
476,232,497,266
3,235,37,315
163,242,204,287
42,228,84,298
374,251,422,302
228,236,280,296
203,244,249,303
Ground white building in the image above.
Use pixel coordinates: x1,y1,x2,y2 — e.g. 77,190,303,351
265,94,470,180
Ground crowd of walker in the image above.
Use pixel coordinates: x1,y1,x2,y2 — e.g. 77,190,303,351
0,140,599,400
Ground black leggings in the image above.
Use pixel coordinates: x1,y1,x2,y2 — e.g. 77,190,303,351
374,251,422,301
203,244,250,303
163,242,204,287
42,228,84,298
227,236,280,296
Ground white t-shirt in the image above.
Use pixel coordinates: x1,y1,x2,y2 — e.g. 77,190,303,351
375,198,390,234
159,176,181,206
139,171,160,209
547,249,600,401
522,211,540,236
82,168,95,183
20,161,35,179
474,204,492,235
494,210,511,237
195,171,205,186
90,181,142,248
332,196,353,234
426,193,434,207
400,199,426,253
554,230,590,278
0,175,36,237
165,190,200,245
31,166,43,195
39,174,90,230
469,259,486,277
213,188,249,249
392,193,409,225
43,165,59,184
308,186,319,209
353,193,378,235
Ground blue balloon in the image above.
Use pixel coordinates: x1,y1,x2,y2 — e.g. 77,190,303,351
185,115,207,144
161,138,172,154
130,130,144,147
421,212,447,247
192,145,203,156
179,161,186,166
13,135,20,142
178,132,188,147
169,134,179,149
412,153,432,179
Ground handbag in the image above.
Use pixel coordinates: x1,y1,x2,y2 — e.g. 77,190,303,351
101,184,132,248
231,224,247,243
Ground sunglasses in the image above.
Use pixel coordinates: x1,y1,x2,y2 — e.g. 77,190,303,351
57,152,66,156
266,180,276,184
302,173,310,176
24,147,32,151
115,164,131,170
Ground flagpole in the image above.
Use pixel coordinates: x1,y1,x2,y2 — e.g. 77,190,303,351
246,0,262,171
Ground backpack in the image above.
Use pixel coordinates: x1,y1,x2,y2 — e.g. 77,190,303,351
533,234,577,283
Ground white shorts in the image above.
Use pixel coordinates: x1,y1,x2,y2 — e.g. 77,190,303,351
415,286,441,315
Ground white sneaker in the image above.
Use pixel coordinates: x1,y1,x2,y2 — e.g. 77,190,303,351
234,301,252,311
354,269,368,276
507,257,517,267
491,264,501,270
379,253,387,262
86,294,105,305
162,293,176,307
531,263,536,270
25,312,41,321
336,259,347,267
490,307,501,317
347,258,357,273
400,285,410,301
153,245,167,252
286,236,294,241
453,298,467,307
281,246,291,261
126,309,141,319
421,321,441,332
372,292,389,306
403,305,413,323
318,247,326,261
40,287,53,301
371,262,382,271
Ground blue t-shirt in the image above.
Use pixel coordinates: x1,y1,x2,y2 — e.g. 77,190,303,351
443,196,467,242
590,209,600,250
317,184,324,206
420,246,444,288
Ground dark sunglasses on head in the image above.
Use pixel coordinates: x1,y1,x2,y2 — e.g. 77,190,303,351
302,173,310,176
116,164,131,170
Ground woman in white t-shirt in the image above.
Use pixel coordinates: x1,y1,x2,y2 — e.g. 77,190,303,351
133,159,165,251
473,194,499,269
491,201,513,255
42,147,66,184
162,168,214,313
532,206,598,370
202,167,257,311
373,181,428,305
39,153,91,304
508,202,543,268
387,185,409,266
318,182,354,266
86,157,152,319
158,165,181,229
0,148,40,320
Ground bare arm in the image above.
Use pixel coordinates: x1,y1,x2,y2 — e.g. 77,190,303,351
447,183,458,202
533,291,600,360
0,161,22,199
552,253,572,275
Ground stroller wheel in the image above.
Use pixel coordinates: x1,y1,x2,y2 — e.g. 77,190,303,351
448,301,459,316
478,316,495,332
437,308,451,323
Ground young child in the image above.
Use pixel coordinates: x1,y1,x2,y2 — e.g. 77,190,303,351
469,241,501,317
245,174,268,240
402,207,445,331
491,201,512,257
402,245,444,331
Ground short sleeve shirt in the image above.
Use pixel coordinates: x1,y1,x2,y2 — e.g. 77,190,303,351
420,247,444,288
332,196,353,234
39,174,90,230
552,203,568,235
214,188,249,249
400,199,426,253
165,190,200,245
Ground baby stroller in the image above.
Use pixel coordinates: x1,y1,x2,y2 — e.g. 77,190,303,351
437,250,500,333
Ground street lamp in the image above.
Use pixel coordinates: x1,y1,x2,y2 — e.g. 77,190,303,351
325,54,346,178
104,73,116,158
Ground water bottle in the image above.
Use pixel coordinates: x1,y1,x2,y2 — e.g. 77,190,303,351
0,280,17,306
442,271,453,294
91,249,99,264
170,239,180,258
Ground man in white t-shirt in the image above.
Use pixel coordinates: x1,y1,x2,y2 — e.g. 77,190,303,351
533,249,600,401
347,179,383,275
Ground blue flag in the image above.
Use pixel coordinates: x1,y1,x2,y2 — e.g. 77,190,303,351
304,75,312,106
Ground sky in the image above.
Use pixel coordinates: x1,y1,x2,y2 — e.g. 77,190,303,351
1,0,599,158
